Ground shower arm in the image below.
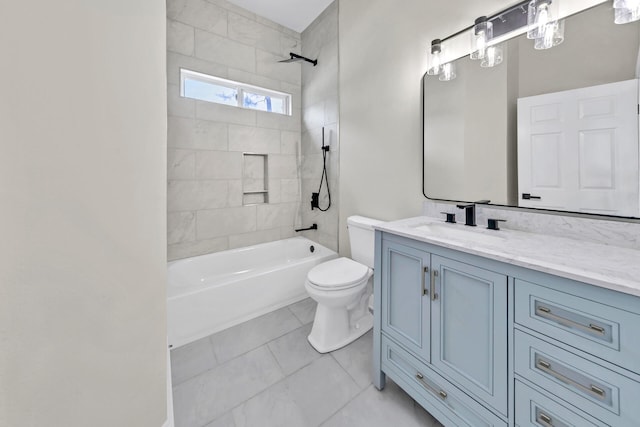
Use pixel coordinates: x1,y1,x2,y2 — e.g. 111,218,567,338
280,52,318,67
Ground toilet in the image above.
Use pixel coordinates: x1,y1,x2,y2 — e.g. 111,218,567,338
305,215,383,353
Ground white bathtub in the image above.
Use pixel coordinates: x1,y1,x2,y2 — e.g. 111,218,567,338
167,237,338,348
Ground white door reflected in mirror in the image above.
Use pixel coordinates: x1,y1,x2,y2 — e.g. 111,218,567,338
517,79,639,217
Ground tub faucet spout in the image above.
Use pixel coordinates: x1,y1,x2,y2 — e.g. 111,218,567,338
295,224,318,232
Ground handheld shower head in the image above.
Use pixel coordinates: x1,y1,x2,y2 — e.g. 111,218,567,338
278,52,318,66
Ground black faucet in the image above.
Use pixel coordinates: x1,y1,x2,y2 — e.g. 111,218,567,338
456,204,477,227
455,200,490,227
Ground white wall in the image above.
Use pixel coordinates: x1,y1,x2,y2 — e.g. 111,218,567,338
0,1,168,426
338,0,511,255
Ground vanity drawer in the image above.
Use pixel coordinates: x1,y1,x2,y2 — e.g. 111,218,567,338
514,330,640,427
381,335,506,427
515,380,607,427
514,278,640,374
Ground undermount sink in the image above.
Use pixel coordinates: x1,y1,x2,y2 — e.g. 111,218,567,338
411,223,506,245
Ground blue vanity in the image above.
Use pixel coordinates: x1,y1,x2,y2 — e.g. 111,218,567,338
372,217,640,427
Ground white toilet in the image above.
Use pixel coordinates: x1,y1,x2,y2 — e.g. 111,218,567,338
305,215,383,353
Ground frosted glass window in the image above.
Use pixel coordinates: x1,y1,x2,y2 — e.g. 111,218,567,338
180,69,291,116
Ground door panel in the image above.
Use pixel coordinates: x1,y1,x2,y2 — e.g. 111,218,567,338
431,255,508,416
381,240,430,359
518,78,639,216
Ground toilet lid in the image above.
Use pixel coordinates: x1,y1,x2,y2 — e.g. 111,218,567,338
308,257,370,289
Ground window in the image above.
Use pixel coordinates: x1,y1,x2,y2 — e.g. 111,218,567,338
180,69,291,116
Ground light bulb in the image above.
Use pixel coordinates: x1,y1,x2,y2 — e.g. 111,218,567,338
614,0,640,24
439,62,457,81
528,0,554,40
427,39,442,75
481,45,504,67
471,17,493,60
534,19,564,49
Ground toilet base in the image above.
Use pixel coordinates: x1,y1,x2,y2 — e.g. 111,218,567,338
307,308,373,354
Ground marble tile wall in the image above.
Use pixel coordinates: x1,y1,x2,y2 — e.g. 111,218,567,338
423,200,640,250
300,1,340,252
167,0,304,260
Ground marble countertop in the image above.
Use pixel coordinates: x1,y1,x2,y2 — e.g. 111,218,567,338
375,216,640,298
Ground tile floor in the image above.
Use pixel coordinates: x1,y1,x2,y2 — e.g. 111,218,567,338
170,298,444,427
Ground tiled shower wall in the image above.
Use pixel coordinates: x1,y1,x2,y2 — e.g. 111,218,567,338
300,2,340,252
166,0,304,260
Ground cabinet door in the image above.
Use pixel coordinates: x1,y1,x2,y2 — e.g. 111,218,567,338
431,255,508,416
381,240,430,359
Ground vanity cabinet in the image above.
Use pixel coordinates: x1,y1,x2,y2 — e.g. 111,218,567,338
373,229,640,427
378,234,508,425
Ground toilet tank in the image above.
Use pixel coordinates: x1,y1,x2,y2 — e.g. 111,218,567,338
347,215,384,268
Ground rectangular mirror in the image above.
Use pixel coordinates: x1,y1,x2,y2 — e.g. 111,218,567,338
423,2,640,218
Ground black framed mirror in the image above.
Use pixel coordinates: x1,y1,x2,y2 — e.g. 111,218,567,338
423,2,640,219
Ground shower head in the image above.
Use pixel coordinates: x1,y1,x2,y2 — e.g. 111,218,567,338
278,52,318,66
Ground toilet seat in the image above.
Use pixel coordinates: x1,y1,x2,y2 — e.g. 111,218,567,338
307,257,370,290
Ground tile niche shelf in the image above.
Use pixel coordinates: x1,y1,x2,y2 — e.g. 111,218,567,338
242,153,269,205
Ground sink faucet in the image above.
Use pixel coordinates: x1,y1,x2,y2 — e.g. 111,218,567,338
456,200,490,227
456,204,476,227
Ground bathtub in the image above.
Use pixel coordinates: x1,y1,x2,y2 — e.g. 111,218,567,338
167,237,338,348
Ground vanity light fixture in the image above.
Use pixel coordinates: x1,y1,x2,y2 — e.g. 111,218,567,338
614,0,640,24
527,0,565,49
427,39,443,76
426,0,573,81
471,16,492,60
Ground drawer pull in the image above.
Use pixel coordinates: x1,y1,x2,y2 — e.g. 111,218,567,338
431,270,438,301
535,305,607,338
422,267,429,296
590,385,605,396
415,372,448,401
538,359,551,369
538,412,553,426
536,358,607,401
415,372,439,395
